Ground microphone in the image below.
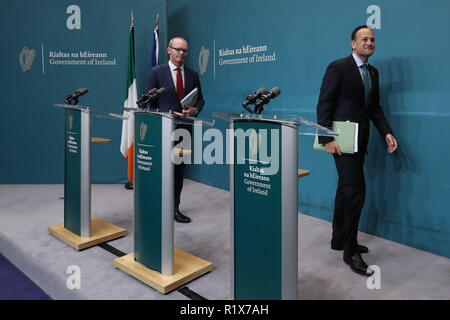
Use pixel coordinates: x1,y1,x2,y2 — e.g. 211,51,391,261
137,87,166,109
154,87,166,96
242,88,267,113
137,88,157,107
64,88,88,105
254,87,281,114
147,88,158,96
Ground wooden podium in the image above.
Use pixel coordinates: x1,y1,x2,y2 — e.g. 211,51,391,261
212,111,336,300
114,111,212,294
49,105,126,250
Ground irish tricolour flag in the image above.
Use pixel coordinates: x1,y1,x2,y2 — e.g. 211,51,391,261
120,17,138,183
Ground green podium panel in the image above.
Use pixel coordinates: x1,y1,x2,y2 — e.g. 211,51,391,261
50,104,126,250
134,112,174,275
64,108,91,237
115,111,213,293
231,119,298,300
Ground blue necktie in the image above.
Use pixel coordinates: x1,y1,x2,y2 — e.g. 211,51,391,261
361,64,371,106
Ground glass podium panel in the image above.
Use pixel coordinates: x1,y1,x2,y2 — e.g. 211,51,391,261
212,112,338,137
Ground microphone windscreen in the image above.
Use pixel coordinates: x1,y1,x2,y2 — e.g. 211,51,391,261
256,87,267,95
269,87,281,98
77,88,89,95
157,87,166,94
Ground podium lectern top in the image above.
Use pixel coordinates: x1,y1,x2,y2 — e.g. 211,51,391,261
54,103,92,113
212,112,338,137
133,109,215,127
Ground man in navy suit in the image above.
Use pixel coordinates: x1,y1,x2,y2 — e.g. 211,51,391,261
316,25,398,276
146,37,205,223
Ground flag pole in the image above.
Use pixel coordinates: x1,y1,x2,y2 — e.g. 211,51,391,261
152,14,160,67
121,11,138,187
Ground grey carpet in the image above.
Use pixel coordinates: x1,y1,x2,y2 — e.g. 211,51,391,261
0,182,449,300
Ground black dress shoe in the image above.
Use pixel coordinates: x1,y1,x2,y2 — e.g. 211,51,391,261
124,182,133,190
331,244,369,254
344,253,374,277
174,210,191,223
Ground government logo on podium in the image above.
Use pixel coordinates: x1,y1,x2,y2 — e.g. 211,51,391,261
67,114,74,131
139,122,148,141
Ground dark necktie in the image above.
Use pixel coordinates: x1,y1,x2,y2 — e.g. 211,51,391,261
176,67,183,100
361,64,371,105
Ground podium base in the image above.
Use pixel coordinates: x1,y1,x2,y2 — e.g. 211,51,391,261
48,216,127,250
114,249,213,294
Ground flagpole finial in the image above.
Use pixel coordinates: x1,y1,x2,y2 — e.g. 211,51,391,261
155,14,159,32
131,11,134,27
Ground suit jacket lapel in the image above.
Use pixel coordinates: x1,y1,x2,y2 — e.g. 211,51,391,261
368,64,376,102
347,55,365,104
183,67,193,96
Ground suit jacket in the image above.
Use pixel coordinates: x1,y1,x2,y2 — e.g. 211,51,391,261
145,62,205,114
316,55,392,153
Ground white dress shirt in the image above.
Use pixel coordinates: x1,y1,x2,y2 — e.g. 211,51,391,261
352,52,370,84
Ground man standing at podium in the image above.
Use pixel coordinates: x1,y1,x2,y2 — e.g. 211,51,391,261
316,25,398,276
146,37,205,223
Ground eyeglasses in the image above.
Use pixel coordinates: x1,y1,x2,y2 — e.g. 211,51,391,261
170,47,188,54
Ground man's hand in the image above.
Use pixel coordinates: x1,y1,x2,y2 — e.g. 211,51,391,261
385,133,398,154
173,105,197,117
325,141,341,155
182,105,198,116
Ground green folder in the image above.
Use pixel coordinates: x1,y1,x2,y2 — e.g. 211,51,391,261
313,121,359,154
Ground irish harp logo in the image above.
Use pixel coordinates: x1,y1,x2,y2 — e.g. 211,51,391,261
139,122,148,141
67,114,74,131
19,47,35,72
198,46,209,75
249,131,263,156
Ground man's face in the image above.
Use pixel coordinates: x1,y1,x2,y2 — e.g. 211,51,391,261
167,38,188,67
351,28,375,60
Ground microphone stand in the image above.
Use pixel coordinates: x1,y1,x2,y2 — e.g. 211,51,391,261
253,102,265,115
242,104,254,114
64,95,79,105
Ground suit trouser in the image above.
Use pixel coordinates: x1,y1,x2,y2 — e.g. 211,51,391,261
173,123,190,213
174,162,185,212
332,152,366,260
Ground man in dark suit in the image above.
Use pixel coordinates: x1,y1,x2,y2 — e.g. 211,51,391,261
146,37,205,223
316,25,398,276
